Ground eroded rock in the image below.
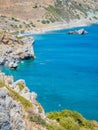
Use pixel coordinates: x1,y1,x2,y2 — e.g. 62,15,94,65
0,33,35,69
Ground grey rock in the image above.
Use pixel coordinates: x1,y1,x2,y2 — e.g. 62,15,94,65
1,121,11,130
0,90,6,99
0,34,35,69
8,61,18,69
0,89,27,130
67,28,88,35
5,96,13,108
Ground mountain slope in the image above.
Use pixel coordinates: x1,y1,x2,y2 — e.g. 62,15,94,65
0,0,98,29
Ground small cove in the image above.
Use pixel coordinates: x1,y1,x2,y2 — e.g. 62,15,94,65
2,24,98,121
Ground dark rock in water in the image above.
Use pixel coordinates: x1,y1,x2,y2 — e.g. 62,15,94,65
67,28,88,35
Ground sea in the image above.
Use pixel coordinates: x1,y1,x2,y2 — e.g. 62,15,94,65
1,24,98,121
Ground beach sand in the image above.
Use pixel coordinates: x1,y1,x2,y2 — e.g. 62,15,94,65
25,18,98,34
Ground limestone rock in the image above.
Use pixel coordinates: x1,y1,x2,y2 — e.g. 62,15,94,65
0,89,27,130
67,28,88,35
0,33,35,69
0,72,46,130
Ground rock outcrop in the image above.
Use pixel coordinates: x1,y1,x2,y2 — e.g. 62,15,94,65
0,73,45,117
67,28,88,35
0,72,46,130
0,33,35,69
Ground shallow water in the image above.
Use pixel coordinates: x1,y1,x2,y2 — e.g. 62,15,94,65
2,24,98,121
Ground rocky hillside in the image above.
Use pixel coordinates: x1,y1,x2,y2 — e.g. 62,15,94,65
0,72,98,130
0,0,98,29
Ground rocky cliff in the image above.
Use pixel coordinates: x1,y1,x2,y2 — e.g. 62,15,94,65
0,72,98,130
0,32,35,69
0,72,46,130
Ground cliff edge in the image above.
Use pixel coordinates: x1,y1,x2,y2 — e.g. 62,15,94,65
0,72,98,130
0,32,35,69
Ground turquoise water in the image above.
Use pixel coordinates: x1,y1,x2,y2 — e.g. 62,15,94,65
2,24,98,121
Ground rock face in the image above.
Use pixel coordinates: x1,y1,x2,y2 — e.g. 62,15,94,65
0,73,45,116
0,89,27,130
67,28,88,35
0,33,35,69
0,72,46,130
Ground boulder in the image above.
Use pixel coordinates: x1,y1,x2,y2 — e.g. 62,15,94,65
67,28,88,35
76,28,88,34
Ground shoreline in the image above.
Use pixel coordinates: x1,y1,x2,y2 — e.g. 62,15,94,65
24,19,98,34
0,72,98,130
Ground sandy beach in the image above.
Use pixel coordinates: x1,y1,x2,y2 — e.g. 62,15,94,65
25,18,98,34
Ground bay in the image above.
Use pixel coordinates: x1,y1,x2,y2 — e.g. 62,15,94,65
2,24,98,121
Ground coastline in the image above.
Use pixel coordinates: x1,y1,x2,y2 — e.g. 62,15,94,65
25,19,98,34
0,72,98,130
1,20,98,130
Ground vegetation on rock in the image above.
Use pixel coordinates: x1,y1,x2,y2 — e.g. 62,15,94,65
0,80,33,110
0,74,98,130
47,110,98,130
18,83,25,91
7,86,33,110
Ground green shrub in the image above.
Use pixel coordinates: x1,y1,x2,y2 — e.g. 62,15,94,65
60,117,80,130
30,22,36,27
93,16,98,19
46,5,59,14
71,111,87,126
46,123,64,130
47,111,60,120
47,110,95,130
11,31,19,35
19,24,22,28
18,83,25,91
0,80,6,88
77,14,80,19
33,4,38,8
37,102,44,113
29,114,46,126
11,17,19,22
41,20,50,24
49,17,55,23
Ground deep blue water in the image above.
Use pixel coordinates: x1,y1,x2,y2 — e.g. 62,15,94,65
2,24,98,121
